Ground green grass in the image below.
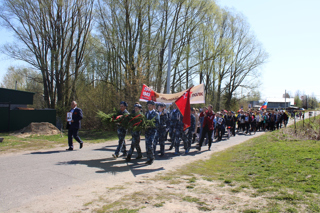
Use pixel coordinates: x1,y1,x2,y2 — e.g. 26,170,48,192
169,119,320,211
0,130,118,153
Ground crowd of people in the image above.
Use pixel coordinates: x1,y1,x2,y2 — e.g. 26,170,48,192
111,101,291,165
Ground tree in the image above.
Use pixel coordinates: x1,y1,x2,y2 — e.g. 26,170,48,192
0,0,94,110
222,13,268,110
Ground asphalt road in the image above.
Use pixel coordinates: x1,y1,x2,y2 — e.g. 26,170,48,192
0,111,316,212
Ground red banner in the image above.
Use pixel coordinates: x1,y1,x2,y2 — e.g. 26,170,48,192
139,84,157,101
175,87,192,130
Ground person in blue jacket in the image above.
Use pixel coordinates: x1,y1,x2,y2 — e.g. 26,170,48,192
145,100,159,165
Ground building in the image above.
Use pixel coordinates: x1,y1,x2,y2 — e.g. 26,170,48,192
266,98,294,109
0,88,56,132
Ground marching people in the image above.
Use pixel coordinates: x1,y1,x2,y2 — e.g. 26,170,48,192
269,111,276,131
192,108,200,144
251,114,257,134
144,100,159,165
154,103,168,157
216,113,225,141
225,111,234,139
164,104,171,141
256,111,262,131
181,107,196,154
169,103,183,154
66,101,84,151
189,108,196,151
126,103,143,162
196,105,215,151
232,112,236,136
283,111,289,127
245,112,251,135
113,101,129,158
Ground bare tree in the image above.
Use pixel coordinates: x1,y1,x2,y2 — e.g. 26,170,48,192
0,0,94,109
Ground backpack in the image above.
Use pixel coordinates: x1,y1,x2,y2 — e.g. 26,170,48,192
270,115,275,122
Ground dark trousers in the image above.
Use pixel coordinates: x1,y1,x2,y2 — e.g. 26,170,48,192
192,133,196,143
270,121,275,131
245,123,251,133
68,127,82,148
128,131,142,157
199,126,213,148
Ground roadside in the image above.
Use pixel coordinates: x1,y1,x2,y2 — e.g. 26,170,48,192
1,112,316,212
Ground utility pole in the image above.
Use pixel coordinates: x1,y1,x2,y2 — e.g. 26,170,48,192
166,39,172,94
285,89,286,110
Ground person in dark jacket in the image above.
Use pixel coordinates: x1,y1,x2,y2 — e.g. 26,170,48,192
66,101,84,151
225,111,234,139
216,113,226,141
154,103,168,156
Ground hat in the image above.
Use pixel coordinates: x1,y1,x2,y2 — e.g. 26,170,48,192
191,107,195,111
120,101,128,107
147,100,155,105
158,102,165,107
134,103,142,108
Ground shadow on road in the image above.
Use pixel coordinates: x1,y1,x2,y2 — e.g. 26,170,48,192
29,150,66,155
57,157,165,177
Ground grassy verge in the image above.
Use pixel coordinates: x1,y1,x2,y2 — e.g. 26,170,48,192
0,130,119,154
163,122,320,211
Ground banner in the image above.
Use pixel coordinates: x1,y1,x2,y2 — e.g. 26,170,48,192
175,87,192,130
139,84,205,104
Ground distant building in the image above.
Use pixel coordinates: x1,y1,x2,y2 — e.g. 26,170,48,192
266,98,294,109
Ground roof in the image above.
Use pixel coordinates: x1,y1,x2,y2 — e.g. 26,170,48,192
264,98,295,105
0,88,34,105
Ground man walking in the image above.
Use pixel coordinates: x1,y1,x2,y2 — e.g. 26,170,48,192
154,103,168,156
126,103,143,162
66,101,84,151
145,100,159,165
112,101,129,158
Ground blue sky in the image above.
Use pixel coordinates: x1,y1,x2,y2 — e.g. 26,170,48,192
218,0,320,100
0,0,319,100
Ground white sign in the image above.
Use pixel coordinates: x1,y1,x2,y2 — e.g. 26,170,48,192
67,112,72,122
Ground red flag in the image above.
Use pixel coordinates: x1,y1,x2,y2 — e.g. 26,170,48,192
139,84,157,102
175,87,192,130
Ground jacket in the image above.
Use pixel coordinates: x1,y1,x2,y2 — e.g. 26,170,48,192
199,110,215,130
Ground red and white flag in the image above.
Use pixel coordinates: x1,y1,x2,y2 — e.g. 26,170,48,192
175,87,192,130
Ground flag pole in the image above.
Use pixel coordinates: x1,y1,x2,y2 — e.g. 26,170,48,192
166,39,172,94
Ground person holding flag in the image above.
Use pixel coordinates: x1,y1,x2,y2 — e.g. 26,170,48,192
174,87,192,155
185,107,196,154
170,103,184,155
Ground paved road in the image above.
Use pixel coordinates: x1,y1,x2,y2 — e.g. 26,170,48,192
0,111,316,212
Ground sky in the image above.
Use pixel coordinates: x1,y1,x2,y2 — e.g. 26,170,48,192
217,0,320,100
0,0,319,101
